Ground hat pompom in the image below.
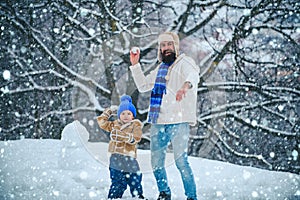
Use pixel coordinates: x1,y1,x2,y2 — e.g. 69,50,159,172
117,95,137,119
120,95,132,103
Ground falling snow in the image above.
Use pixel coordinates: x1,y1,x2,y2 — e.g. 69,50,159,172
292,150,298,161
0,121,299,200
278,105,285,112
1,1,299,199
2,70,11,80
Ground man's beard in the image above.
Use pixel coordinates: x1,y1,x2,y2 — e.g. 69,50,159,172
161,51,176,63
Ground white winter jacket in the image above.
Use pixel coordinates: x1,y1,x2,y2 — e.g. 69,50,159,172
130,54,200,125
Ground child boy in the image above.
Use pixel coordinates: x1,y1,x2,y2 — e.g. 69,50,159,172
97,95,146,199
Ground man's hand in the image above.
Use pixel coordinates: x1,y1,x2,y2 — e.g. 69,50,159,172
130,47,140,66
176,82,192,101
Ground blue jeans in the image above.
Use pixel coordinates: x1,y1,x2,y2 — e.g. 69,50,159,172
108,154,143,198
150,123,197,200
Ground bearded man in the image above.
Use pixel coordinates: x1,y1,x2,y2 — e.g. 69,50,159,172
129,32,199,200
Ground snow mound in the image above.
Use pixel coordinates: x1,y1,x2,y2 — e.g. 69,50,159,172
0,120,299,200
61,120,89,147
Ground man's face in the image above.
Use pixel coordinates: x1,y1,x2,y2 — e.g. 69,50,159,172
160,41,175,55
160,41,176,63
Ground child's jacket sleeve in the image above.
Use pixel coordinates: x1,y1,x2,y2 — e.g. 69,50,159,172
97,108,114,132
129,120,143,144
111,120,143,144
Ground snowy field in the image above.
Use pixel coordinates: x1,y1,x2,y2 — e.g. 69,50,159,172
0,120,299,200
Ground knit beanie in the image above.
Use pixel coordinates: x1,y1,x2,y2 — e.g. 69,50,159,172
157,31,180,62
117,95,137,118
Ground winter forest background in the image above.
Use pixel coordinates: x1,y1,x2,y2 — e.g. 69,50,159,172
0,0,299,175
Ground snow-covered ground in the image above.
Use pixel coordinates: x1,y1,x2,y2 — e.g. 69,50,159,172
0,121,299,200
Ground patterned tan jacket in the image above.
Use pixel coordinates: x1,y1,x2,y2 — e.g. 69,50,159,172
97,108,143,158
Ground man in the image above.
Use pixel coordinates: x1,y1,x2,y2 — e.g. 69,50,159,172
129,32,199,200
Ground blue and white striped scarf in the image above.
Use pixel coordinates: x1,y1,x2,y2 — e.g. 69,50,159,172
148,62,172,123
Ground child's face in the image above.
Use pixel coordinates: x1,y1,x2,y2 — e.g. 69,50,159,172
119,110,134,123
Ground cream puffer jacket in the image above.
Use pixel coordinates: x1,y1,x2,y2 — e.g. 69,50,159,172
130,54,200,126
97,108,143,158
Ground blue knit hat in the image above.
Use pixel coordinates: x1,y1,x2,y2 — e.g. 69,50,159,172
117,95,137,118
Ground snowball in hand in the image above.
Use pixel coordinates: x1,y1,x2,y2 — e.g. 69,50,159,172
131,47,140,54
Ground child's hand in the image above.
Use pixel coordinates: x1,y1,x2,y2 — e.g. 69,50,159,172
110,105,118,114
103,108,112,116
